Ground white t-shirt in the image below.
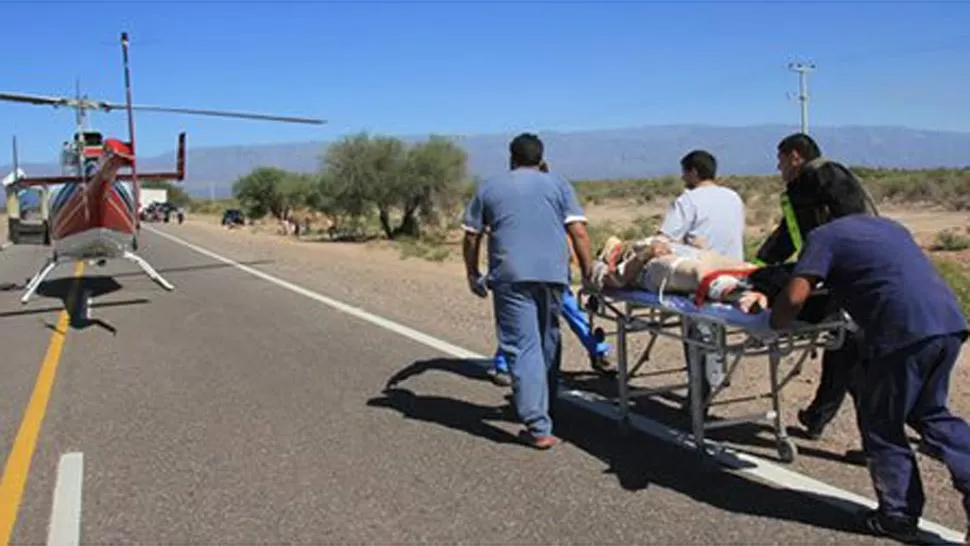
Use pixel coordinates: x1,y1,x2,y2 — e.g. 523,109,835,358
659,185,746,262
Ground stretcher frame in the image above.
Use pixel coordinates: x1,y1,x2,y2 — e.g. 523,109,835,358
581,288,848,465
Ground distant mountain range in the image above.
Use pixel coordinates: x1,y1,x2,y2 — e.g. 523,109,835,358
3,124,969,199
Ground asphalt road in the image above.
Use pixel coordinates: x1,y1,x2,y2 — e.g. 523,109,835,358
0,229,932,544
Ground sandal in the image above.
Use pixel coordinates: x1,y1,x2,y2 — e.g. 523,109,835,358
518,430,560,450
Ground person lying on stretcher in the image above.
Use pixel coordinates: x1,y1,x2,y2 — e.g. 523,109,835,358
590,235,769,314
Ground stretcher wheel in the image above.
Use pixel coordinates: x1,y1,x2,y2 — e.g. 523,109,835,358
777,438,798,463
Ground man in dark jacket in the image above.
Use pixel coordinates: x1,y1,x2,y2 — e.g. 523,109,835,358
755,133,877,439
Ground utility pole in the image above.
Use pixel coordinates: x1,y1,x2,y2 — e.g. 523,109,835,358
788,61,816,134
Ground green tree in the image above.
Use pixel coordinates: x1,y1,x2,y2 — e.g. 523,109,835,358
279,172,316,220
232,167,313,220
398,135,469,236
309,170,363,226
319,132,469,239
320,132,408,238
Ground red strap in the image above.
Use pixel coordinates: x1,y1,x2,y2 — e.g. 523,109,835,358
694,267,759,306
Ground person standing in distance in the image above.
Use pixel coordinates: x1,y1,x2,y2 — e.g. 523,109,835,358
462,133,595,449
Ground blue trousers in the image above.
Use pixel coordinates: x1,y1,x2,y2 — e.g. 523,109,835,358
493,286,607,373
492,281,564,437
856,333,970,521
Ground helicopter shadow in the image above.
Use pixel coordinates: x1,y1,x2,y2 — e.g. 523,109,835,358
110,259,275,280
35,275,148,335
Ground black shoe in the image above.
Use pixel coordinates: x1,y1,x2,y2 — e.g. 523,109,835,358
797,409,825,440
859,509,920,544
590,355,616,375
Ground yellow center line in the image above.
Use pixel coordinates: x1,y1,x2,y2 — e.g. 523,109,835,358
0,261,84,545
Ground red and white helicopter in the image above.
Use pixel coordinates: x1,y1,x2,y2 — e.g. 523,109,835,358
2,32,325,305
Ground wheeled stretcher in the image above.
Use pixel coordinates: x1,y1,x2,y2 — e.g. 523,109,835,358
580,287,849,465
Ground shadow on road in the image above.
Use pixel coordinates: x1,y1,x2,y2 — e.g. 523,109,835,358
383,357,497,389
0,298,150,321
368,387,520,445
35,275,139,334
371,357,520,445
111,259,275,280
558,369,870,467
370,357,961,544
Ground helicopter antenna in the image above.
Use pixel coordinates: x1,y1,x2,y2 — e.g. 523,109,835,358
74,77,83,131
12,136,19,182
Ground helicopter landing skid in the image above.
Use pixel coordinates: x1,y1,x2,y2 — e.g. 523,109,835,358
19,251,174,305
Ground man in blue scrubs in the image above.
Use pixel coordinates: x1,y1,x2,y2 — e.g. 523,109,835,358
770,213,970,542
486,158,610,385
462,133,595,449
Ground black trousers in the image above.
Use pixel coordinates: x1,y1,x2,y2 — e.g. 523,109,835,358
801,328,863,430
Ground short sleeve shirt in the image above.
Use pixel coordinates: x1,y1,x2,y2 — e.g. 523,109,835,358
659,185,746,261
792,215,968,359
462,168,586,286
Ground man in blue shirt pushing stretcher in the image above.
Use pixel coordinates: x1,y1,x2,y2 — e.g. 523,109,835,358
771,213,970,543
485,159,611,386
462,133,596,449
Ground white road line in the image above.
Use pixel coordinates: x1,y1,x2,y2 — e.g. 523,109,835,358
47,452,83,546
146,226,965,543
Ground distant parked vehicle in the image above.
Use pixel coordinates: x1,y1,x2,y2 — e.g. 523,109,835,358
140,202,163,222
221,209,245,228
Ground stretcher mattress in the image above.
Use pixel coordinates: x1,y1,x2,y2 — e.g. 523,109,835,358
600,288,771,329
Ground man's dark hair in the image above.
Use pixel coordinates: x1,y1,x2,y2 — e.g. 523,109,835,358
680,150,717,180
777,133,822,161
509,133,544,167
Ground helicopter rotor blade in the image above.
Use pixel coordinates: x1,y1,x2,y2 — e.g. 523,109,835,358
0,92,75,108
2,92,325,125
97,101,326,125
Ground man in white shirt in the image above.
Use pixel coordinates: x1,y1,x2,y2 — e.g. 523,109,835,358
656,150,746,413
658,150,745,261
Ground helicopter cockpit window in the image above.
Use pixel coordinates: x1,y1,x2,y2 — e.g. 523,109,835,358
76,132,104,146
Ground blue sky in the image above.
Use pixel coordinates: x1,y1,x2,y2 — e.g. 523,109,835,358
2,0,969,163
